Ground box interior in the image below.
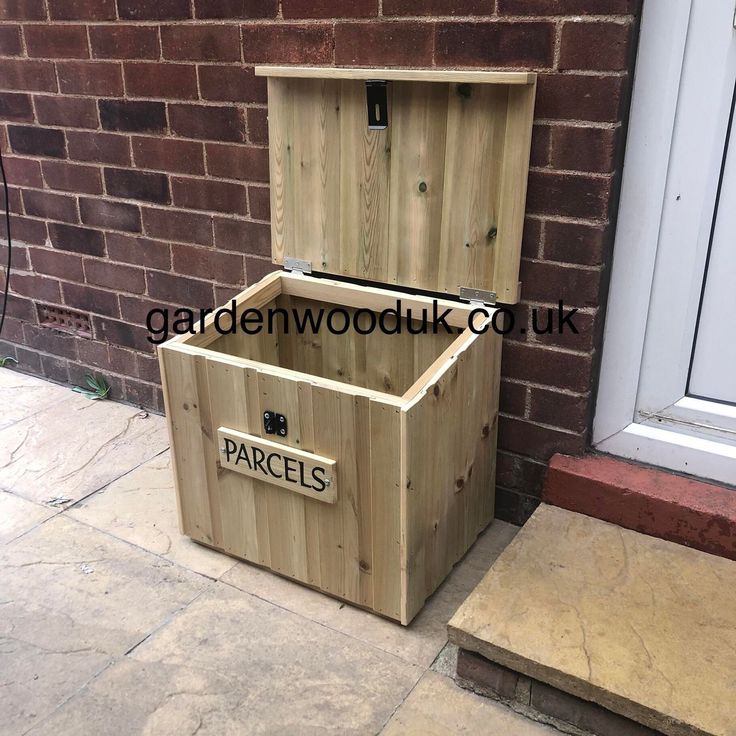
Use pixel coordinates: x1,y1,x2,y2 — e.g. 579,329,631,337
207,291,462,397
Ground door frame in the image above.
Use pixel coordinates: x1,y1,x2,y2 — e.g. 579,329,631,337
593,0,736,484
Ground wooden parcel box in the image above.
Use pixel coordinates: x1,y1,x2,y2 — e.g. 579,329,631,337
159,66,536,624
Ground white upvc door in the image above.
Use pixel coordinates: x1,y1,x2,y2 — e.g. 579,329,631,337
594,0,736,485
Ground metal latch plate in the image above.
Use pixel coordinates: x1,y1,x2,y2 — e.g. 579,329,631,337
284,257,312,274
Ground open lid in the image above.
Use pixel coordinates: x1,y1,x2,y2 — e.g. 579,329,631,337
255,66,537,304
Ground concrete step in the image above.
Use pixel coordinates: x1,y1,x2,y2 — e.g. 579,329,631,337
448,503,736,736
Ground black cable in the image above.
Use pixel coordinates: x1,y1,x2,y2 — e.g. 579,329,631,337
0,147,11,338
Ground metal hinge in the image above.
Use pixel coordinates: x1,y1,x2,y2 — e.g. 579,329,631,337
459,287,496,307
283,257,312,275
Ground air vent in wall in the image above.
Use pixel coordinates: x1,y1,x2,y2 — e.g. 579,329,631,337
37,304,92,338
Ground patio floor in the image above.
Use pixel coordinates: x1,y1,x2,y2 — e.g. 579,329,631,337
0,368,557,736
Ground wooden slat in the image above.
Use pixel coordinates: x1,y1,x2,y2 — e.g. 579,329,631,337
438,84,509,294
370,401,402,620
159,345,216,545
256,65,536,85
339,79,392,281
257,372,309,582
388,81,448,288
206,359,260,562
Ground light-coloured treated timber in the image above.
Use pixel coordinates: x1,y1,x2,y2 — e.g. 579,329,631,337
265,74,535,302
256,65,536,85
217,427,338,504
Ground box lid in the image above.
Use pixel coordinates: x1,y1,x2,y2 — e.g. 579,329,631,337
255,66,537,304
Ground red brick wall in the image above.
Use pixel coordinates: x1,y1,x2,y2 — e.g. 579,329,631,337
0,0,641,523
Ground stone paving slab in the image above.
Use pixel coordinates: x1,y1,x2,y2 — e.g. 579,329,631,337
221,520,519,668
449,503,736,736
31,582,422,736
0,391,168,504
381,670,558,735
0,369,75,431
0,515,209,736
0,489,53,544
68,451,238,580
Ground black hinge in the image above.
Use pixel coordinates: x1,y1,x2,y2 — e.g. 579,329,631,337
263,410,288,437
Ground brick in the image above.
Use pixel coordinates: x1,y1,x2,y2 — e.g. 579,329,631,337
3,156,43,187
194,0,277,18
550,125,618,174
171,176,247,215
526,171,611,220
124,377,155,408
80,197,142,232
335,22,431,66
498,415,585,462
386,0,488,13
24,322,79,358
78,340,138,374
105,167,170,204
84,258,145,292
8,124,65,157
494,487,539,525
206,144,269,181
214,217,270,255
9,215,47,244
245,256,278,284
536,74,626,123
520,260,601,307
117,0,191,20
141,207,213,245
247,107,268,145
99,99,167,133
105,232,171,270
560,21,634,72
521,216,542,259
58,61,123,96
248,186,270,221
499,0,639,13
496,451,547,496
172,243,244,284
34,95,99,128
283,0,376,18
147,269,214,306
0,59,57,92
499,379,526,416
0,0,46,20
169,103,245,142
120,294,174,324
544,220,608,266
29,246,84,281
49,0,116,19
502,341,592,393
43,160,102,194
93,315,153,351
132,136,205,175
0,92,33,122
0,25,23,55
161,25,240,62
24,24,89,59
531,682,657,736
456,649,519,700
1,241,29,271
529,387,588,433
435,21,554,68
530,124,550,168
67,130,131,166
49,222,105,256
63,282,119,317
198,65,267,103
90,25,160,60
242,23,333,64
137,354,161,383
23,190,78,223
2,187,23,215
124,62,198,100
40,354,71,383
10,272,61,302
